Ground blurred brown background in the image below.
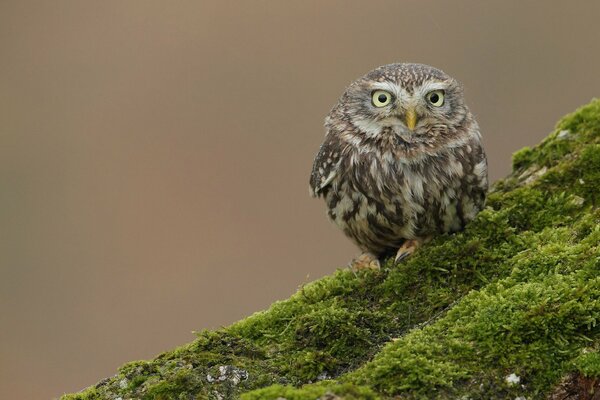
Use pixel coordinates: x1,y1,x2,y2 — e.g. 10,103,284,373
1,1,599,398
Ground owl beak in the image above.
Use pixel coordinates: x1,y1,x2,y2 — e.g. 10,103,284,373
405,108,418,131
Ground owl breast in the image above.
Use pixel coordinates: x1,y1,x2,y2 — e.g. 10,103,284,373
323,137,487,255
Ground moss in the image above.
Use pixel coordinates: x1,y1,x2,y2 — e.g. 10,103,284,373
351,256,600,397
511,146,535,170
574,352,600,378
240,382,380,400
143,381,182,400
62,99,600,400
511,98,600,172
61,388,101,400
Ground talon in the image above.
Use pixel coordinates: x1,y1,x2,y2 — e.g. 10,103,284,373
351,252,381,270
394,249,412,263
394,237,431,263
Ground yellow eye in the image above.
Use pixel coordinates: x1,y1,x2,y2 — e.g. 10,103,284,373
426,90,445,107
372,90,392,107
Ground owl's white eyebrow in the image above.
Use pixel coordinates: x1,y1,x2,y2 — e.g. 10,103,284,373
415,80,449,94
370,81,400,94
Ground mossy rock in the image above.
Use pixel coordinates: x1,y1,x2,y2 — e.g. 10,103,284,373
62,99,600,400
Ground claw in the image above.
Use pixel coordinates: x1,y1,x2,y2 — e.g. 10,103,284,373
395,248,413,262
350,252,381,270
394,237,431,263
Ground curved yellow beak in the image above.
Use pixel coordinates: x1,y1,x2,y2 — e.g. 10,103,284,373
405,108,417,131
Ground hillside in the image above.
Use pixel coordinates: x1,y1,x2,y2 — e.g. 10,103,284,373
63,99,600,400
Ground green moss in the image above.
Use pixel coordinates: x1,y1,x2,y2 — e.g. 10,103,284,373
511,146,535,170
511,97,600,172
60,387,101,400
574,352,600,378
62,99,600,400
240,382,380,400
143,381,181,400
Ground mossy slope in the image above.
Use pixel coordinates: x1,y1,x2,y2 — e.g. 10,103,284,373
62,99,600,400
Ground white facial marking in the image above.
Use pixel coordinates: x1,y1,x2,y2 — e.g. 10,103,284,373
352,117,385,138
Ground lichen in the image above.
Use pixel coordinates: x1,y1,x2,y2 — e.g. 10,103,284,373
62,99,600,399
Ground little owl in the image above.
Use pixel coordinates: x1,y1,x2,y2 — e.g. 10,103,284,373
310,63,488,269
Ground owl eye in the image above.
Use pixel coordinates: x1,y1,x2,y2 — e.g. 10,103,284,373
426,90,445,107
372,90,392,107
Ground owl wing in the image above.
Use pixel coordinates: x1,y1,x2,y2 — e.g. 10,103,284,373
309,137,343,197
470,137,489,202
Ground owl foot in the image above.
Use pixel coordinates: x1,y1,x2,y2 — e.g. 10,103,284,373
395,237,431,263
350,252,381,270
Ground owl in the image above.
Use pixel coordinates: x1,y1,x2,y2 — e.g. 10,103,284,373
309,63,488,269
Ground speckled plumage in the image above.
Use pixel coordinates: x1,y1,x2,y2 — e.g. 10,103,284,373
310,63,488,263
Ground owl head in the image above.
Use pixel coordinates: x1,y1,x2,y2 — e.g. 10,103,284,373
333,63,470,144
